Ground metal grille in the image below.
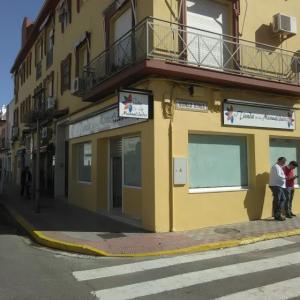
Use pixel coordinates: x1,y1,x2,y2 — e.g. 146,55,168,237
80,17,300,94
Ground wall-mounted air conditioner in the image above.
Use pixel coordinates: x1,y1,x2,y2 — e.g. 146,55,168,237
273,13,297,35
71,77,85,94
46,97,56,110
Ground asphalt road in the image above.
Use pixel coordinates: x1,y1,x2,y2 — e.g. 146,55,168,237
1,204,300,300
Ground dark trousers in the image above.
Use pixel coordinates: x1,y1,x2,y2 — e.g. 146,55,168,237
270,186,286,219
285,187,295,215
20,184,31,199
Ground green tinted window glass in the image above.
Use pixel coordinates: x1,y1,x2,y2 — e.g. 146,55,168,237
123,137,141,187
188,135,248,188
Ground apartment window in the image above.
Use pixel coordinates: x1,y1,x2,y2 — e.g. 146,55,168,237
13,108,19,126
61,54,72,94
188,134,248,190
59,0,72,33
46,27,54,68
123,136,141,187
78,143,92,182
270,138,300,177
77,0,87,13
35,39,43,79
29,53,32,76
45,72,54,98
75,35,90,77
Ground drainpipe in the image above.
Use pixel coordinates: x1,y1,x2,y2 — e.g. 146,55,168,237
166,85,175,232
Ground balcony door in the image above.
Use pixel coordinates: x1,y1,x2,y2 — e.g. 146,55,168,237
186,0,229,69
112,7,133,69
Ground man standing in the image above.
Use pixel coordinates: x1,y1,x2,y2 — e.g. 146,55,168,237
269,157,287,221
283,161,298,218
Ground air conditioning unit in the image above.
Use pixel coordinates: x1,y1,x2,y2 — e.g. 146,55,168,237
71,77,85,94
41,127,48,139
273,13,297,35
46,97,56,110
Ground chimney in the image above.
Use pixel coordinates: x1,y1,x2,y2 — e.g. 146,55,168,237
21,17,34,47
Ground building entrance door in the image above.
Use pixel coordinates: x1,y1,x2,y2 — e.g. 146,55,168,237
110,139,123,212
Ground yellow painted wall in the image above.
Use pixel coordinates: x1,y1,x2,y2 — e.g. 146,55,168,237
240,0,300,52
68,84,155,229
151,79,300,231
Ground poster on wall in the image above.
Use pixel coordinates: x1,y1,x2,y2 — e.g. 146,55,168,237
119,89,153,119
223,101,296,130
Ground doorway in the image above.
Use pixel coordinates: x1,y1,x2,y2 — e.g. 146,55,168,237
109,138,123,213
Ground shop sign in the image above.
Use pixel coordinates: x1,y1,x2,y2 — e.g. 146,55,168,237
69,106,145,139
119,89,152,119
223,102,295,130
175,99,208,112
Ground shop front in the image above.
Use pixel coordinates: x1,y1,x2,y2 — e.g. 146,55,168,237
68,89,155,229
68,80,300,232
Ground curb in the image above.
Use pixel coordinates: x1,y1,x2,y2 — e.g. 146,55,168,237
4,202,300,257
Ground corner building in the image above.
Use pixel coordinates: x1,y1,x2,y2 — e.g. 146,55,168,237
12,0,300,232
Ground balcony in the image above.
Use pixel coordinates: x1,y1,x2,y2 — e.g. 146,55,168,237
80,17,300,100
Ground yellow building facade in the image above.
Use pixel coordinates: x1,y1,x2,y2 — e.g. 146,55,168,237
12,0,300,232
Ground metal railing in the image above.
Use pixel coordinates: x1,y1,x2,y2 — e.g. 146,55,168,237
81,17,300,93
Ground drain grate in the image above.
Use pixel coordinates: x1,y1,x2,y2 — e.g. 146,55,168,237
98,232,126,239
214,227,240,234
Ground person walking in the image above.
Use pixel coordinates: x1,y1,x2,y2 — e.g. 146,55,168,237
20,166,32,199
283,160,298,218
269,157,287,221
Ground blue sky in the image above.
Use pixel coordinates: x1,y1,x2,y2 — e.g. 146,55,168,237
0,0,44,106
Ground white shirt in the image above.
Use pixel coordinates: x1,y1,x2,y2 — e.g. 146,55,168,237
269,164,286,188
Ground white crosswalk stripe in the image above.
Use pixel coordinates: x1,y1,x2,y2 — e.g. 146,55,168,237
216,277,300,300
71,239,300,300
91,252,300,300
72,239,293,281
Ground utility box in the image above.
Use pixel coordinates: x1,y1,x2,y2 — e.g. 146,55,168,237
173,157,187,185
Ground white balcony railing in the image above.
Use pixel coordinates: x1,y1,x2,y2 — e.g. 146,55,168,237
81,17,300,93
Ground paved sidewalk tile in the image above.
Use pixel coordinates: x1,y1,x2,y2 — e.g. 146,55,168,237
1,184,300,256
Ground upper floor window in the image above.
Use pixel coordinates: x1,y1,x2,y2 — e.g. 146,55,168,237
46,27,54,68
61,54,72,94
59,0,72,33
44,72,54,99
75,32,90,77
35,39,43,80
77,0,87,13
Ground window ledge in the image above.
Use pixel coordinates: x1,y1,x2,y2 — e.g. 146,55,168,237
78,180,92,185
189,186,249,194
123,185,142,190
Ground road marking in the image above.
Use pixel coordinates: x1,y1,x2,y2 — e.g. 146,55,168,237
216,277,300,300
73,239,293,281
91,251,300,300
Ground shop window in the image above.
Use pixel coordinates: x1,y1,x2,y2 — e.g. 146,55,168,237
188,134,248,190
60,54,72,94
123,136,141,187
270,138,300,177
78,143,92,182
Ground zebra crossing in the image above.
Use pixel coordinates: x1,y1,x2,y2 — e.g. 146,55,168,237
72,238,300,300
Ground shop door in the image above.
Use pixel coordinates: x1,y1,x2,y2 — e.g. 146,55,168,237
186,0,229,68
112,157,122,209
110,139,123,211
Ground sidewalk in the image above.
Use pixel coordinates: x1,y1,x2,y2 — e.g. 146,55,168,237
1,186,300,257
